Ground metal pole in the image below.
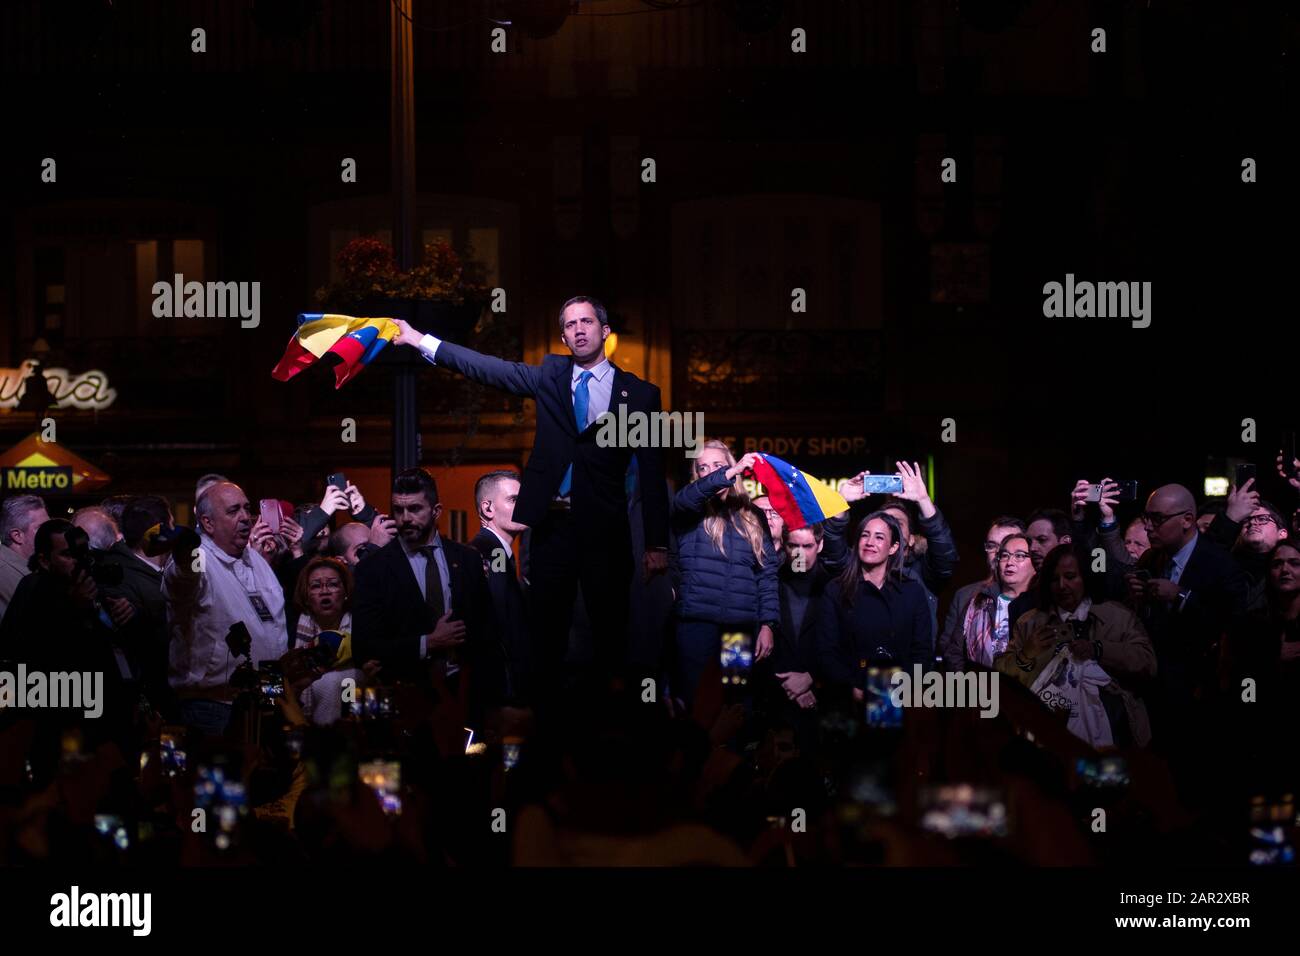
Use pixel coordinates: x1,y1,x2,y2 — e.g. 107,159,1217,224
391,0,419,476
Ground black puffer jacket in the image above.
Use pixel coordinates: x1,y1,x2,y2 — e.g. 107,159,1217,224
669,467,779,626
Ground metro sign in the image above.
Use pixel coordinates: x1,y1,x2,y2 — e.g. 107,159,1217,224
0,433,111,495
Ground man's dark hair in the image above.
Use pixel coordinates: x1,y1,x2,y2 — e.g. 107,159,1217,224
31,518,74,569
880,496,919,529
1035,543,1106,611
393,467,440,508
474,470,521,520
1198,500,1226,520
1026,508,1071,538
784,522,824,545
558,295,609,329
1255,499,1287,530
121,495,172,549
989,515,1026,533
99,494,136,527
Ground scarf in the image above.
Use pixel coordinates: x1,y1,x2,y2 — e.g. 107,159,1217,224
295,610,354,668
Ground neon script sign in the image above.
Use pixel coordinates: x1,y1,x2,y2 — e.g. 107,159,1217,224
0,360,117,411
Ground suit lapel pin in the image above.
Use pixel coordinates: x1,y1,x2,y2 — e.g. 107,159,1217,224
621,390,628,397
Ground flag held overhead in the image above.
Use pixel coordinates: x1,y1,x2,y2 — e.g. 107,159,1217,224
746,453,849,531
271,314,399,388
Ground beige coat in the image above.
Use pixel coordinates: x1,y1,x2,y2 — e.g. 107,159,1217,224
995,601,1156,747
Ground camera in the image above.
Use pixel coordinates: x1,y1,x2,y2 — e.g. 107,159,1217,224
61,525,124,588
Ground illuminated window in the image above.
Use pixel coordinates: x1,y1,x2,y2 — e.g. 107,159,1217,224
173,239,205,282
132,240,158,324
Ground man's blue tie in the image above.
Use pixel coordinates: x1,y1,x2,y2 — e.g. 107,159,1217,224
557,370,594,497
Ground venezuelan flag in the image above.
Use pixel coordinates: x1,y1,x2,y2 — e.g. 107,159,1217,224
271,314,399,388
748,453,849,531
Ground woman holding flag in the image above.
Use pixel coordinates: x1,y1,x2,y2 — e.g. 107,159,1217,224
669,440,779,707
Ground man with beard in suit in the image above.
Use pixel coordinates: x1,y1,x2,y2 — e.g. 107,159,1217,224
351,468,493,710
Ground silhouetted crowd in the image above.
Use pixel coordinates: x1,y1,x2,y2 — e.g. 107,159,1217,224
0,448,1297,866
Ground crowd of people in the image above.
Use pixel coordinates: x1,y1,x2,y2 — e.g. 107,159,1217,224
0,296,1295,866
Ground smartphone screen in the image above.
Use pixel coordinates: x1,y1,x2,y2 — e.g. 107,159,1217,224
94,814,131,851
919,784,1009,839
259,498,281,533
1236,463,1257,489
1076,756,1130,790
502,736,523,771
160,728,187,776
257,663,284,703
359,760,402,816
720,631,754,687
865,666,904,729
194,763,247,851
861,474,904,495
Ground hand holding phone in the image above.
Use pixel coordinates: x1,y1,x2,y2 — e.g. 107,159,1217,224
258,498,281,534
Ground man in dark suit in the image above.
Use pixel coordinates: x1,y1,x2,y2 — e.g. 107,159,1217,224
351,468,494,706
469,470,529,704
1126,483,1247,791
392,297,669,695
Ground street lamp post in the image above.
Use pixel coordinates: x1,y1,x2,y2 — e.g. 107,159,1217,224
390,0,419,476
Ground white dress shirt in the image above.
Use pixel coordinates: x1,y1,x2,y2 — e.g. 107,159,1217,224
570,358,614,427
402,532,453,658
0,545,31,622
163,534,287,691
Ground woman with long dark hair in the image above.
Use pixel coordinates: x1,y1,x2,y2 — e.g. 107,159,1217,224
669,440,779,706
816,511,932,696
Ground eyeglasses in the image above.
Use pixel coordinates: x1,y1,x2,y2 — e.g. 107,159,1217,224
982,541,1000,553
1243,515,1278,529
308,581,343,592
1141,510,1191,528
760,508,780,520
998,550,1031,562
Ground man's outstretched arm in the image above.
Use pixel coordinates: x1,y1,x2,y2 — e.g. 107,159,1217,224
393,319,543,397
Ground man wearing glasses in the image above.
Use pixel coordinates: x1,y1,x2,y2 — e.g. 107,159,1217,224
1125,484,1247,782
1202,476,1288,614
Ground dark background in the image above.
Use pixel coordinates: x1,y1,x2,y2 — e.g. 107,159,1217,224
1,0,1296,592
